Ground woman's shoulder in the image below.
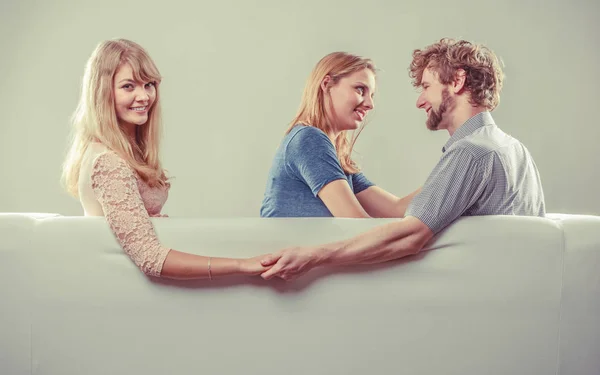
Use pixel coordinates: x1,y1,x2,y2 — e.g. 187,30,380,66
288,123,327,137
82,143,130,176
286,124,332,148
77,143,133,209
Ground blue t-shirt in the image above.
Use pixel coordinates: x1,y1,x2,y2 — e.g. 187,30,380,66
260,125,375,217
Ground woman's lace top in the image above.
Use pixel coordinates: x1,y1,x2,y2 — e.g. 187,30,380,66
90,151,171,276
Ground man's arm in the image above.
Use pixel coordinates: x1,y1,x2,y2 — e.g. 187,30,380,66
260,147,491,281
260,216,433,280
320,216,433,265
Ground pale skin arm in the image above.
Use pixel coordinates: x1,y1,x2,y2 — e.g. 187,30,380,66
356,186,422,218
317,179,421,219
161,251,268,280
317,179,372,218
260,216,434,281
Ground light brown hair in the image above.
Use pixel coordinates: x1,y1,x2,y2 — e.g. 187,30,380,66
287,52,376,174
409,38,504,110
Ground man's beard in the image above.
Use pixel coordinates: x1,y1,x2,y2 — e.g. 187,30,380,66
427,88,455,130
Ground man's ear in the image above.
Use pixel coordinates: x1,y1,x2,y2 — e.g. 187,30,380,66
320,75,331,93
452,69,466,94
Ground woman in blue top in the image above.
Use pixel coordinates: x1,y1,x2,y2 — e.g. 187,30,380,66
260,52,420,218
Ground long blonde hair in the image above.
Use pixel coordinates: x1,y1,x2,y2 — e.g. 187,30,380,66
62,38,168,197
286,52,376,174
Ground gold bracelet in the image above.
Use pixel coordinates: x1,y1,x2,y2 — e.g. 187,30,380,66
208,257,212,280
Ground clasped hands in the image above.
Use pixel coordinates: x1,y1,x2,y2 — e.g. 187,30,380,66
241,245,324,281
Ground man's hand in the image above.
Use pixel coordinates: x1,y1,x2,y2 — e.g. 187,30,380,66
259,246,322,281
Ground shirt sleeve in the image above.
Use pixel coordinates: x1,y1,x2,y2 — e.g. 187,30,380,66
405,147,492,234
285,126,348,197
351,172,375,194
90,152,171,277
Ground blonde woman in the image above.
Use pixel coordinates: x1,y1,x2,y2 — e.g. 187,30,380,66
62,39,268,280
260,52,420,218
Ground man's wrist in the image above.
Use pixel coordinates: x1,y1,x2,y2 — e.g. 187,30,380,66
314,240,344,266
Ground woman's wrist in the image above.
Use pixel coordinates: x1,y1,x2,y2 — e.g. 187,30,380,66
235,258,251,275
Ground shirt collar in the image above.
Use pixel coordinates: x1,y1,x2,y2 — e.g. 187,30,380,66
442,111,495,152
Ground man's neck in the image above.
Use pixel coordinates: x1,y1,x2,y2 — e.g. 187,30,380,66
446,105,487,136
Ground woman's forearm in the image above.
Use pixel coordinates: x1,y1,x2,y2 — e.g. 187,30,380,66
160,249,242,280
394,187,423,217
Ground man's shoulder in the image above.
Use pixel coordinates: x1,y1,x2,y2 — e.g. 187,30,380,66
450,125,515,160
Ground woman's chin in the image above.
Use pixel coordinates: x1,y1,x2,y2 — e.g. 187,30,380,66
350,120,362,129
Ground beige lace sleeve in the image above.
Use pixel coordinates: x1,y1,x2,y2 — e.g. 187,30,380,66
91,152,171,277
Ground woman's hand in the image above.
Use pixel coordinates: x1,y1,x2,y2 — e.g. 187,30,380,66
237,255,272,276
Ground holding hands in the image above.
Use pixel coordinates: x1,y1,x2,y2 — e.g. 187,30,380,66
238,246,323,281
260,246,322,281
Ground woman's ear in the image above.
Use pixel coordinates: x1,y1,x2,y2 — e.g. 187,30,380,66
320,75,331,93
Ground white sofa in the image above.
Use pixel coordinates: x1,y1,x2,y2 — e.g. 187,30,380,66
1,212,599,375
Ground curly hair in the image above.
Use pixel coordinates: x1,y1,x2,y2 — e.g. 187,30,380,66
409,38,504,110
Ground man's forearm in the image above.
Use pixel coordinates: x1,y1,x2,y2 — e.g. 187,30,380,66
316,216,434,267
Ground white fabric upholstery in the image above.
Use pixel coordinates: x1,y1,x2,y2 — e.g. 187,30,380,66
1,213,598,374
